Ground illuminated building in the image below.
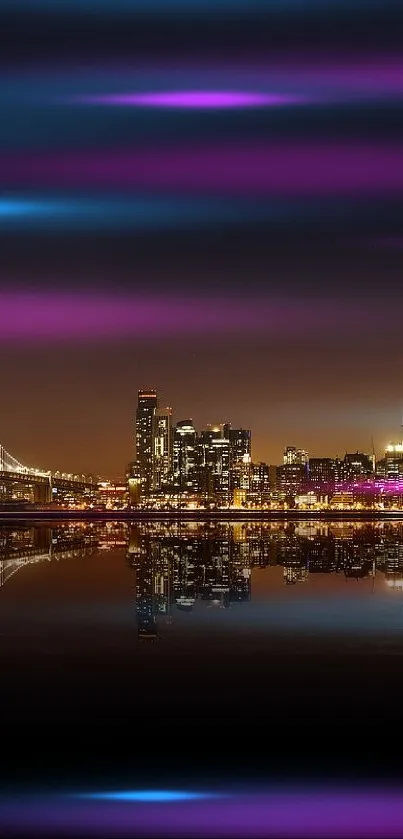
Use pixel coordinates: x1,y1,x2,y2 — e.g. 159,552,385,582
343,451,374,479
329,491,354,510
127,461,142,507
295,492,320,510
336,452,375,507
135,389,158,495
228,426,252,462
276,445,310,501
210,435,231,499
283,446,309,466
250,462,270,503
153,407,173,490
233,488,247,507
384,442,403,479
308,457,341,495
227,426,253,500
277,462,307,499
198,425,231,501
96,481,128,509
268,464,278,489
173,420,198,493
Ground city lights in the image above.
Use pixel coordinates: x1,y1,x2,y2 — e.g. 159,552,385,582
2,392,403,514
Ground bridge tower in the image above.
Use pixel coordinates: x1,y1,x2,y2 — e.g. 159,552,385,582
33,480,52,504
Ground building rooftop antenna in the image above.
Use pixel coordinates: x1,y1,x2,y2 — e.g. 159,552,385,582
371,436,376,472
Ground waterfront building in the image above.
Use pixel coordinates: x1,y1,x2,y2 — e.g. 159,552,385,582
384,442,403,479
329,491,354,510
173,419,199,493
277,462,308,499
250,462,270,503
135,389,158,495
96,481,128,509
308,457,342,496
153,407,173,490
198,425,231,501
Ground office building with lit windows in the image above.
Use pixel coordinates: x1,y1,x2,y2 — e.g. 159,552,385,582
153,408,173,490
308,457,342,495
384,442,403,479
283,446,309,466
135,389,158,495
172,419,199,493
198,425,231,501
228,426,252,463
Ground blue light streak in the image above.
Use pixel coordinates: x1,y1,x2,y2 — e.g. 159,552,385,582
0,194,394,233
0,195,250,230
84,790,217,802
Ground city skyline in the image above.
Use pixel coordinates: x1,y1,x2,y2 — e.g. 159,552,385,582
5,385,403,510
1,376,403,478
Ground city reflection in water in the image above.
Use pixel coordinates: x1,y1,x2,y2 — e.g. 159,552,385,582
2,520,403,643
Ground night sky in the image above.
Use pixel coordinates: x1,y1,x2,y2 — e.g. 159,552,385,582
1,1,403,476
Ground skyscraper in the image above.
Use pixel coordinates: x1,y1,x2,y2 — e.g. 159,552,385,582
153,407,173,490
199,425,231,500
228,427,252,463
173,419,198,493
135,389,158,495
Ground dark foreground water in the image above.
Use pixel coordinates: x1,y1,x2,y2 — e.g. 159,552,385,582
2,519,403,835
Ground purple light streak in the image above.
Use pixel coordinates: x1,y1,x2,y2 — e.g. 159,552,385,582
304,479,403,496
2,788,403,837
3,144,403,195
52,56,403,108
0,293,392,342
78,90,308,108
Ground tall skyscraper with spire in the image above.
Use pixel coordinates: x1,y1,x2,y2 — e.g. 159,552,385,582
135,389,158,495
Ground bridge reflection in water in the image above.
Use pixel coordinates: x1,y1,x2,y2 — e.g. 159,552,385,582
0,526,100,587
2,520,403,641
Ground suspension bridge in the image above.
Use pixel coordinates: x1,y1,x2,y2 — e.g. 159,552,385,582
0,443,95,504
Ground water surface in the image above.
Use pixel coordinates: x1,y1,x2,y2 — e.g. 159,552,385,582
1,519,403,793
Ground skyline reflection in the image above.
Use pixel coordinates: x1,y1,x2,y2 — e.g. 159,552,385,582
2,520,403,643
